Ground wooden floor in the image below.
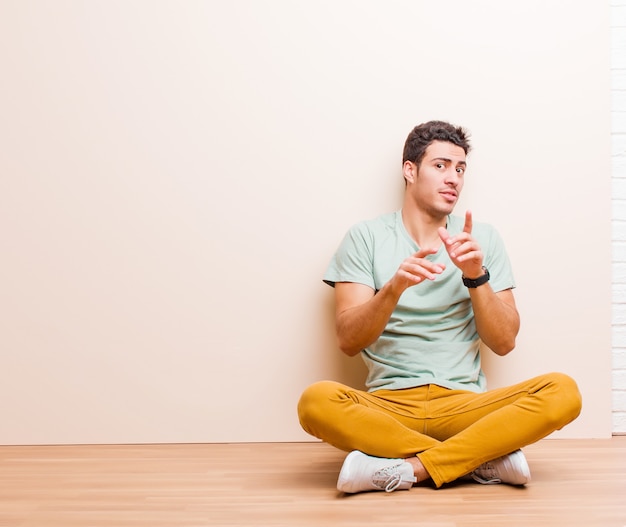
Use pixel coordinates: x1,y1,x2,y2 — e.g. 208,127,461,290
1,438,625,527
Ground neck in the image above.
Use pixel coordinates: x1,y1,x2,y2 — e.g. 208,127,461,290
401,207,448,250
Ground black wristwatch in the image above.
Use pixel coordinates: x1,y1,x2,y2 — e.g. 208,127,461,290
462,267,490,288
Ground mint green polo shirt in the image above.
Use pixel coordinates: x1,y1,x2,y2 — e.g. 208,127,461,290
323,210,515,393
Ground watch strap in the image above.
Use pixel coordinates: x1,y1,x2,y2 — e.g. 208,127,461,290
462,267,490,288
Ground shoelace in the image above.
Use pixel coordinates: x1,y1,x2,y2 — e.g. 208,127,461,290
372,464,406,492
471,462,502,484
471,473,502,484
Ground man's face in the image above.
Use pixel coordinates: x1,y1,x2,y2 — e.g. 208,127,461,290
405,140,467,218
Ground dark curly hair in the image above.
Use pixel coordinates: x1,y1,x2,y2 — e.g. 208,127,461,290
402,121,471,167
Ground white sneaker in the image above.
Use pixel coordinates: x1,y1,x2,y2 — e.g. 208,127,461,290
471,449,531,485
337,451,417,493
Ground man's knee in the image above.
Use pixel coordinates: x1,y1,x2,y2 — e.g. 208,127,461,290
544,372,583,427
297,380,343,434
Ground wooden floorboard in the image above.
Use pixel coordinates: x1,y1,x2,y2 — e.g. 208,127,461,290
0,437,625,526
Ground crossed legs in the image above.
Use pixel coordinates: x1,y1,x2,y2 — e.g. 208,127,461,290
297,372,582,487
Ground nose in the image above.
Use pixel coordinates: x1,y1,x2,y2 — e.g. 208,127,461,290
444,168,459,186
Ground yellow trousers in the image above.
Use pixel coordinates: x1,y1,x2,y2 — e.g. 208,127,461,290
297,372,582,487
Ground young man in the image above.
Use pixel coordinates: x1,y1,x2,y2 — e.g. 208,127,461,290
297,120,582,493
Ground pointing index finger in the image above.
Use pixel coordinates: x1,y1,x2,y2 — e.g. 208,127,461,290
463,210,473,234
414,247,438,258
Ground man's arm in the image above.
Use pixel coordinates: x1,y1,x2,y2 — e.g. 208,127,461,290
334,281,398,356
468,286,519,355
334,248,445,356
438,210,520,356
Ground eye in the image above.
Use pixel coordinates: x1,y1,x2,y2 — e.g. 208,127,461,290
436,163,445,169
456,167,465,174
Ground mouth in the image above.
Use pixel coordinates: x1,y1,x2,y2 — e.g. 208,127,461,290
439,190,458,203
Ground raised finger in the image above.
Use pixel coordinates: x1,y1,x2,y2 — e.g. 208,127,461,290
463,210,473,234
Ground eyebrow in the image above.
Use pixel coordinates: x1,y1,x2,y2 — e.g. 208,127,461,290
432,157,466,166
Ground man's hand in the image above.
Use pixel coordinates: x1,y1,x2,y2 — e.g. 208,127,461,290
391,247,446,293
438,210,484,278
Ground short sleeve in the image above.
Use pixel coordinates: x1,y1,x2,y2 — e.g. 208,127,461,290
323,223,376,289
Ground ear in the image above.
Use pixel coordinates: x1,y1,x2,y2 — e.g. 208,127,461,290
403,161,416,185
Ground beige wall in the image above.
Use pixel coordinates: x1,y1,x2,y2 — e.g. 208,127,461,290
0,0,611,444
